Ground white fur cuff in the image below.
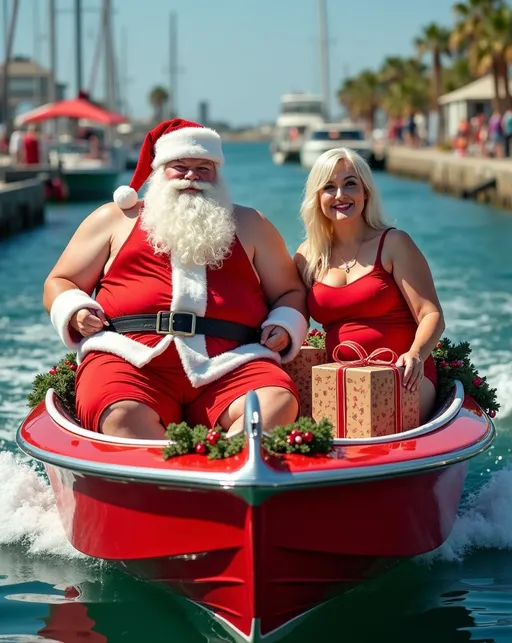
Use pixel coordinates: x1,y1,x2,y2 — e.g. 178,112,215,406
261,306,308,364
50,289,104,350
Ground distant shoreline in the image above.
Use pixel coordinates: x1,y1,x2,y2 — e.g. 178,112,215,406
221,131,272,142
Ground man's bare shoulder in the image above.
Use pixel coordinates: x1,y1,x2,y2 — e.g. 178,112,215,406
78,201,141,234
233,204,274,233
89,200,141,224
233,203,265,220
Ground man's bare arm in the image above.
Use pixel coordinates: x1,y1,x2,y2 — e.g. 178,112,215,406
43,202,127,344
251,212,308,317
249,210,308,360
43,202,120,313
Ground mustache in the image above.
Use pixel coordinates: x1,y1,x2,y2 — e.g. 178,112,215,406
167,179,211,192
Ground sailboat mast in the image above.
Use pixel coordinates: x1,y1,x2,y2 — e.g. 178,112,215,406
2,0,19,135
318,0,330,121
48,0,57,103
74,0,83,94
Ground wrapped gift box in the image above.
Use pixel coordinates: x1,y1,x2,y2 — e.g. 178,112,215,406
311,346,420,438
283,346,328,418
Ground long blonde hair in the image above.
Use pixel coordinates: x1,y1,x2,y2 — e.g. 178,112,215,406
299,147,389,287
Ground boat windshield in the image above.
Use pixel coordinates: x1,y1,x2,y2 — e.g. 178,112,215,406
281,101,324,115
311,129,365,141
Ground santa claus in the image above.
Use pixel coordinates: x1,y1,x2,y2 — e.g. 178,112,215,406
44,119,308,439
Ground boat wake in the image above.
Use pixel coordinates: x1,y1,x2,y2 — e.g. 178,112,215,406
0,451,85,558
420,465,512,563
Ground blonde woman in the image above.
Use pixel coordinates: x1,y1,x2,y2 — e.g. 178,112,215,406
294,148,445,422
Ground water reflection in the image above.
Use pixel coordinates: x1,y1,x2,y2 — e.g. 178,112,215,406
1,548,512,642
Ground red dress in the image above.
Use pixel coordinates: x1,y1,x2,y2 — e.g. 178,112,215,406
307,228,437,387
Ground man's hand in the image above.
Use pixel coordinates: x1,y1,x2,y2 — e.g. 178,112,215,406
71,308,109,337
260,324,290,353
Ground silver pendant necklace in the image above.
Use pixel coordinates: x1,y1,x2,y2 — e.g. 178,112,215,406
341,259,356,274
337,239,364,273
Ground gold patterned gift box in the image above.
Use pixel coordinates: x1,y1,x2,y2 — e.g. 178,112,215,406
283,346,328,419
311,341,420,438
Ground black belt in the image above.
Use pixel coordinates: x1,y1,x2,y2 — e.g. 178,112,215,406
106,311,261,344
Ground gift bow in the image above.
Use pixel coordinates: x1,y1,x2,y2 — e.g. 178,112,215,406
332,340,403,437
332,340,398,367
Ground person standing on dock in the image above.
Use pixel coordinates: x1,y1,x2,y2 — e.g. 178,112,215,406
21,124,43,165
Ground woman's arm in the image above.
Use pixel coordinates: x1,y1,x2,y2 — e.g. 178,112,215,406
387,230,445,390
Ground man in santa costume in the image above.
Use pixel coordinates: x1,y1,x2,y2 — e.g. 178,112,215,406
44,119,308,439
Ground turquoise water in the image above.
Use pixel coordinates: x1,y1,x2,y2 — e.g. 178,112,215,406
0,142,511,641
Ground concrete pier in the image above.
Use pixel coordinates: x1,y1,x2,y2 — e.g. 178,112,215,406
385,147,512,210
0,177,45,239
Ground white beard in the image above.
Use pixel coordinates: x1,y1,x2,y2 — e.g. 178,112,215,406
140,166,236,267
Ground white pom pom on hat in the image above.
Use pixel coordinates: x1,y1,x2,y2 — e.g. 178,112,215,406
112,118,224,210
113,185,138,209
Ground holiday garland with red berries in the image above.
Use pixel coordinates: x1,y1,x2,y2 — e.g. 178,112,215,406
27,352,78,417
162,416,334,460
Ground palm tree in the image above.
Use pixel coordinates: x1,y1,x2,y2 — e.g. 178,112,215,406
148,86,169,124
338,70,381,133
451,0,511,110
414,23,452,142
442,56,476,93
378,57,430,118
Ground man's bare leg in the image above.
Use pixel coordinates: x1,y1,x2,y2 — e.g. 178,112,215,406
218,386,298,436
99,400,165,439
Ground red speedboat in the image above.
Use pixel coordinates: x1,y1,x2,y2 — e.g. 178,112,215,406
17,382,494,642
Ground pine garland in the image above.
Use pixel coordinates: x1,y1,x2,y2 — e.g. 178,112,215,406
163,423,246,460
432,338,499,417
27,352,77,415
163,417,334,460
302,328,326,349
262,416,333,455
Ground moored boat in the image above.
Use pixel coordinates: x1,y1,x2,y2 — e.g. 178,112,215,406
16,382,494,642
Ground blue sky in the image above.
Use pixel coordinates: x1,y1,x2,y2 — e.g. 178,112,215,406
10,0,456,125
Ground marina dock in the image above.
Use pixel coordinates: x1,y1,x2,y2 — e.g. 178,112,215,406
385,147,512,210
0,176,45,240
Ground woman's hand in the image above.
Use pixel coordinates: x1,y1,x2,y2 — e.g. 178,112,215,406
396,350,424,391
70,308,109,337
260,325,290,354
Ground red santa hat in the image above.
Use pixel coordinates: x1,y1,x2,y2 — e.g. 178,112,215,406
113,118,224,209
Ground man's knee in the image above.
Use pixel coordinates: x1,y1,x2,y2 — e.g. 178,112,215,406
256,386,298,420
99,400,161,435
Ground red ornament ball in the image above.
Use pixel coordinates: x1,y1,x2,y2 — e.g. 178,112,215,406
195,442,207,454
489,409,497,418
303,431,314,443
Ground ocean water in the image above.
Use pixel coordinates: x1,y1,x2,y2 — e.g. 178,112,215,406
0,142,511,642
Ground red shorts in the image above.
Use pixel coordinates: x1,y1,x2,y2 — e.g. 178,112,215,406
75,350,299,433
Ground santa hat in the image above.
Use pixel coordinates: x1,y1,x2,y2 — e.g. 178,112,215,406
113,118,224,209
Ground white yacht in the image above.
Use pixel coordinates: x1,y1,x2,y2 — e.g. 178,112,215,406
270,93,325,164
300,121,374,169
